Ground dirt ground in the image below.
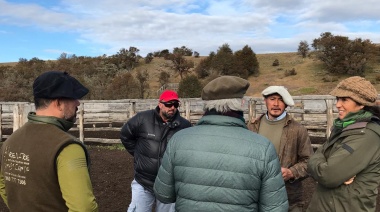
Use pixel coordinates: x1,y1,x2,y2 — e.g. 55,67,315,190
0,134,380,211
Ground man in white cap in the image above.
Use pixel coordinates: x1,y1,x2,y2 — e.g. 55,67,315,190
247,86,313,212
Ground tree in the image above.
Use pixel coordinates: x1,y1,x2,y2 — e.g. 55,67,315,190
312,32,376,75
159,49,170,59
168,53,194,79
194,57,212,78
136,69,150,98
106,72,139,99
194,51,215,78
109,47,140,71
298,40,310,58
234,45,260,76
173,46,193,56
178,75,202,98
211,43,245,78
145,53,154,64
158,71,170,87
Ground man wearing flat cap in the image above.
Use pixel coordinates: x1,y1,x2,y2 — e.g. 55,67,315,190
0,71,98,211
247,86,313,212
120,90,191,212
154,76,288,211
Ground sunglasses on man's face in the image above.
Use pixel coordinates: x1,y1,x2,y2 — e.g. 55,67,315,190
161,101,180,108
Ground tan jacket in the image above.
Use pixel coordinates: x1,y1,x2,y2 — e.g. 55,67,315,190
247,113,313,207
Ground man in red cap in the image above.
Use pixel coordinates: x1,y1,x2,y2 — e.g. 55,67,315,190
120,90,191,212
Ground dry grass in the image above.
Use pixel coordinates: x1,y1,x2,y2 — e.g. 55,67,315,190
142,52,380,97
2,52,380,98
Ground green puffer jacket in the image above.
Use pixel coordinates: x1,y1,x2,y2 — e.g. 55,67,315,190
154,115,288,212
307,119,380,212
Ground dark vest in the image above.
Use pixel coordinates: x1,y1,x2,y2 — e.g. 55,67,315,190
0,122,89,212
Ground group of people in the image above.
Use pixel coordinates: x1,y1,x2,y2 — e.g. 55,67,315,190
0,70,380,212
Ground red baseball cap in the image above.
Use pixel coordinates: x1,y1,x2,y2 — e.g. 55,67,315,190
159,90,179,102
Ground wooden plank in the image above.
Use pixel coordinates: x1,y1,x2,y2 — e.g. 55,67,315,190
312,144,322,149
84,138,121,144
308,132,326,137
82,127,121,131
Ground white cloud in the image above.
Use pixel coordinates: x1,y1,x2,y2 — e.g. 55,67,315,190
0,0,379,59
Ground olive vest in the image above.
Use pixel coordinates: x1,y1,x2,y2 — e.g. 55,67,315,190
0,122,89,212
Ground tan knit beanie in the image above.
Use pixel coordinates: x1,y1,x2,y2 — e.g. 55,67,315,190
330,76,378,106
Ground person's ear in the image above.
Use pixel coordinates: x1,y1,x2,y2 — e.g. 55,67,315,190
55,99,63,111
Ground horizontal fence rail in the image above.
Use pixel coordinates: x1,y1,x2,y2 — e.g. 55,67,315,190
0,95,349,147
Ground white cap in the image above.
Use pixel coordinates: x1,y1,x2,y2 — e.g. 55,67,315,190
262,86,294,106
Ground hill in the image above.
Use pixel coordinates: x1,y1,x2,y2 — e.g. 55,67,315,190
137,52,380,98
2,52,380,99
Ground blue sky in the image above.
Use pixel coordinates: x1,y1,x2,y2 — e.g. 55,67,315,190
1,0,379,62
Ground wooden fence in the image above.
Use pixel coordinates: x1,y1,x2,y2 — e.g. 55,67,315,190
1,95,339,146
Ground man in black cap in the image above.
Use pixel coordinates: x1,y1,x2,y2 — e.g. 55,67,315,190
154,76,288,211
0,71,98,211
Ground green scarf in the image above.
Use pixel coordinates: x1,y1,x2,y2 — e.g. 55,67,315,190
333,110,373,129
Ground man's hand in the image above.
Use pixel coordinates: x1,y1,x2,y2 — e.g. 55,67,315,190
281,167,294,181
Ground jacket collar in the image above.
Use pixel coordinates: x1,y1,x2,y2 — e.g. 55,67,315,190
197,114,247,129
27,112,74,132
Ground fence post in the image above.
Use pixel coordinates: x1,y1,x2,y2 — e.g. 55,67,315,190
13,104,20,132
0,104,2,141
325,99,334,138
185,100,190,121
79,103,84,142
129,102,136,118
248,99,256,122
13,103,32,132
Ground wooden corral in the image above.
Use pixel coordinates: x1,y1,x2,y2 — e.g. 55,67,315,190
1,95,339,147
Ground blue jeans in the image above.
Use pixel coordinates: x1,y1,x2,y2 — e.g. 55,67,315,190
127,179,175,212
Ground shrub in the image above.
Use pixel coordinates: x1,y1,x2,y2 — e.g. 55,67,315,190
178,75,202,98
284,68,297,76
272,59,280,66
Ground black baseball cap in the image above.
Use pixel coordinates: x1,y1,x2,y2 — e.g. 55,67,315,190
33,71,89,99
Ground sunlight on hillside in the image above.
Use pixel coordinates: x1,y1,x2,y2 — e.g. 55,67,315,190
2,52,380,99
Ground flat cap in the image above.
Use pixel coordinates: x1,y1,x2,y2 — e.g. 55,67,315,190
202,76,250,100
262,86,294,106
33,71,89,99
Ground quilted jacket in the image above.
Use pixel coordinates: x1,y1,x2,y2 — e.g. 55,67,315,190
154,114,288,212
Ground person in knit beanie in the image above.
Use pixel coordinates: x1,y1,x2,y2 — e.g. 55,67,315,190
330,76,378,106
307,76,380,212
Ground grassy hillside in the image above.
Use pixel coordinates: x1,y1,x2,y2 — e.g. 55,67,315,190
139,52,380,98
2,52,379,98
251,52,380,97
